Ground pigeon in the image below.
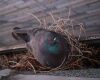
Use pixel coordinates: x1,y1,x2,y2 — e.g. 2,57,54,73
12,27,71,68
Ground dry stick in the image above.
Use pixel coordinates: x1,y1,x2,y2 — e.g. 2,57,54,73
38,65,50,70
65,34,75,64
28,61,36,74
80,24,87,40
50,13,59,32
66,35,82,56
56,24,63,32
64,18,82,43
72,44,83,56
68,58,83,67
4,55,10,67
68,8,71,20
3,55,8,63
64,29,72,36
68,20,76,54
69,58,83,69
71,20,75,36
78,23,87,40
70,64,83,69
78,23,84,40
62,57,83,70
69,55,82,57
43,19,47,29
49,12,56,23
48,13,56,31
49,56,67,71
82,56,100,65
66,10,74,35
64,29,76,42
49,12,59,31
9,61,17,64
49,16,66,33
69,35,78,44
78,27,82,41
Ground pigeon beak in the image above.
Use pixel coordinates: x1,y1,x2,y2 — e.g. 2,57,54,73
12,27,31,42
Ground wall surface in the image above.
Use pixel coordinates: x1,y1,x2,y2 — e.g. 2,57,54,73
0,0,100,50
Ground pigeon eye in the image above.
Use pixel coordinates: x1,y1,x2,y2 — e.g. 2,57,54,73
53,37,56,41
47,37,57,43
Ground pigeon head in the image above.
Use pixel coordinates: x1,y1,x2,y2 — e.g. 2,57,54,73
38,31,68,55
12,27,71,68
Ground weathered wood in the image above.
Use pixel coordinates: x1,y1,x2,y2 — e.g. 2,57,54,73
0,47,27,55
0,0,99,49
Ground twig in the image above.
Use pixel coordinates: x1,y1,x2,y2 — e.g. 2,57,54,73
28,61,36,74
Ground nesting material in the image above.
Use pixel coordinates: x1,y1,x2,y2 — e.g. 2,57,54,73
0,12,100,73
0,45,100,73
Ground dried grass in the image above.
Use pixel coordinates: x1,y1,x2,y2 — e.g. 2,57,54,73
0,9,100,73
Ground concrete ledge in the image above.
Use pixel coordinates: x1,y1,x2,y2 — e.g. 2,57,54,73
11,75,100,80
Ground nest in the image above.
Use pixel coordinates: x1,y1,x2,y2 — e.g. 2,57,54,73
0,46,100,73
0,10,100,73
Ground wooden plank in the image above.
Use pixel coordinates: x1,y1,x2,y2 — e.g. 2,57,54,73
0,1,24,15
56,0,84,8
0,44,25,51
0,0,36,15
0,47,27,55
70,0,99,8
